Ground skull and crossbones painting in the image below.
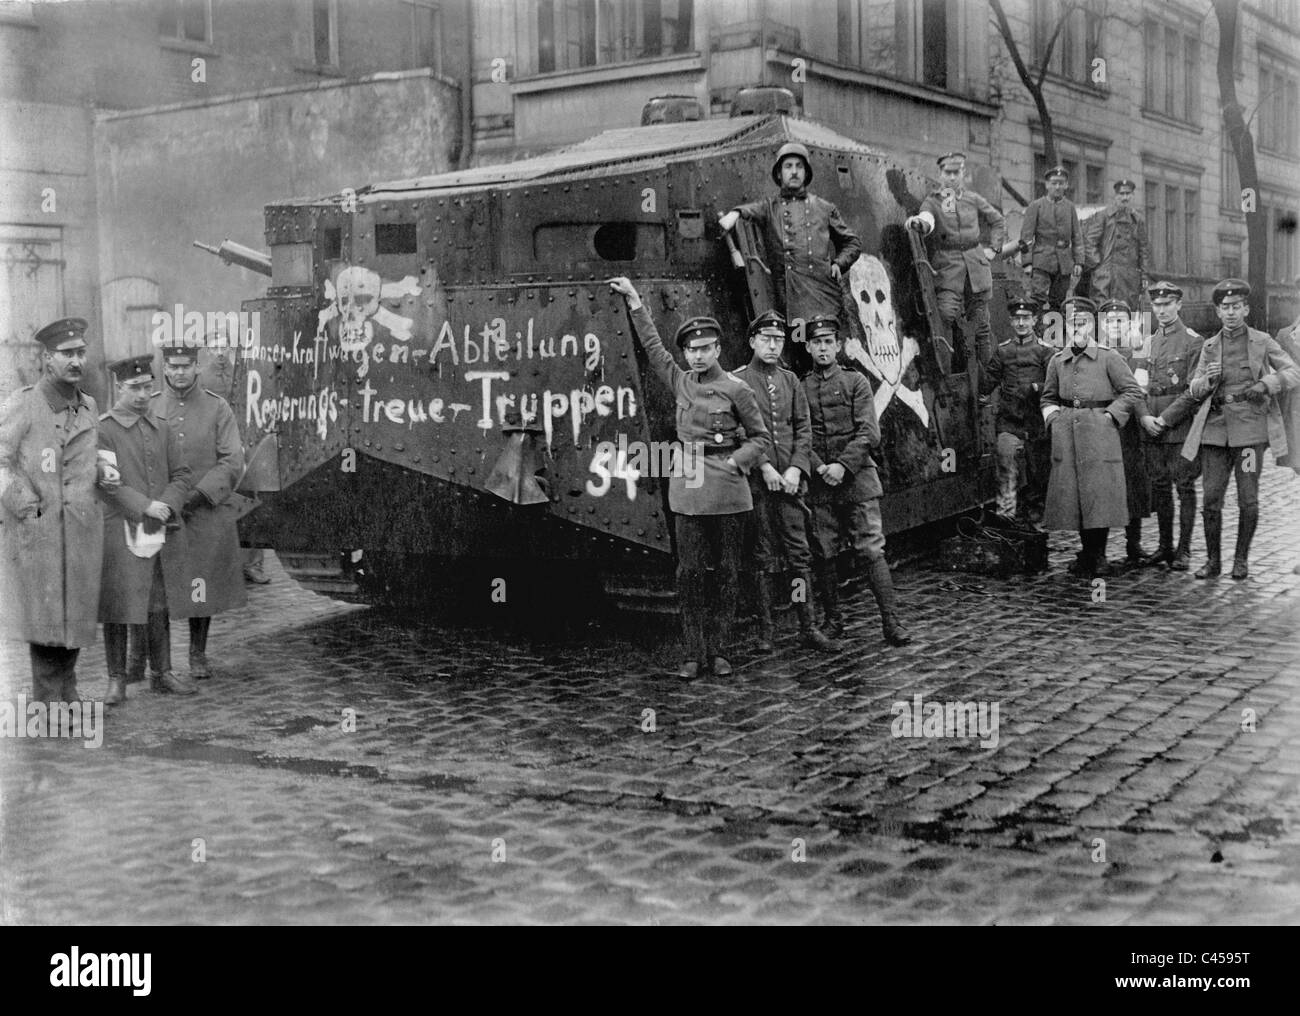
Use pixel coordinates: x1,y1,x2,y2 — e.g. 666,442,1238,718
316,265,423,356
844,255,929,427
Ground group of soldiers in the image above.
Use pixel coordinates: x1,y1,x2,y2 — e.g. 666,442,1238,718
0,319,250,712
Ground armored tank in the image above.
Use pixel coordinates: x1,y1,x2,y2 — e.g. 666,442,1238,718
216,110,1001,610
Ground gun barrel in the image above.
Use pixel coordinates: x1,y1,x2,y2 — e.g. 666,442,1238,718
193,239,273,277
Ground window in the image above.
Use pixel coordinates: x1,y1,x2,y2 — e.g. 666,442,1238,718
535,0,693,74
1258,56,1299,157
1143,164,1201,274
158,0,211,44
1143,16,1200,125
1261,195,1299,284
1258,0,1300,29
895,0,957,90
1034,0,1102,86
1031,133,1108,202
404,1,442,74
312,0,338,68
1220,236,1243,278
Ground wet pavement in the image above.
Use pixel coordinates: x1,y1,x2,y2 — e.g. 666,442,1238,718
2,464,1299,925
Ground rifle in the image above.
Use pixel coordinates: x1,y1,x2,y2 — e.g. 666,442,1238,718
905,224,954,376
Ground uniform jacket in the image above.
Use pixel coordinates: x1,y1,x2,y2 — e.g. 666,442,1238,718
1275,317,1300,473
1162,326,1300,460
1040,343,1143,530
0,379,104,647
735,190,862,324
982,334,1054,439
630,304,769,516
154,383,248,616
1021,196,1084,274
97,406,193,624
1083,204,1150,298
1138,318,1201,444
919,188,1006,296
732,357,812,480
802,362,883,503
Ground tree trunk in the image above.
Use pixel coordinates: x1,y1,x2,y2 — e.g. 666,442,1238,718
1213,0,1266,328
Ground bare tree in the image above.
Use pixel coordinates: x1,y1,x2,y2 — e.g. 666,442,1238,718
1212,0,1266,326
989,0,1079,170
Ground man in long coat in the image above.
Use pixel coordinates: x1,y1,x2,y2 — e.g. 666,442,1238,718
1156,279,1300,579
0,318,106,705
98,354,194,701
154,341,247,679
906,151,1007,366
1040,297,1144,577
719,142,862,342
1021,166,1084,315
1084,179,1151,309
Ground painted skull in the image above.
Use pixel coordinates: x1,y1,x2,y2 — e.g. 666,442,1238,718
335,265,382,352
850,255,902,386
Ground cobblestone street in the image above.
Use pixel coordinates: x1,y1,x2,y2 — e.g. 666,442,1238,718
2,467,1298,925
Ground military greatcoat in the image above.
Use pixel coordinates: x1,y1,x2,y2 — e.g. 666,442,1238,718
1040,344,1144,530
1084,204,1151,307
154,384,247,616
0,379,103,647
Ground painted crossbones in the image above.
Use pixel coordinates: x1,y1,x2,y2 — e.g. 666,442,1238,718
316,265,422,355
844,255,928,426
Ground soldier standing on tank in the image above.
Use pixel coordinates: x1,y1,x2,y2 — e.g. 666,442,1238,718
1021,166,1084,316
803,316,911,646
1084,180,1151,310
0,318,111,713
609,277,769,679
717,142,862,344
1041,296,1144,577
980,297,1054,524
905,152,1006,367
1134,282,1202,570
97,354,194,703
154,342,247,679
732,310,839,654
1155,279,1300,580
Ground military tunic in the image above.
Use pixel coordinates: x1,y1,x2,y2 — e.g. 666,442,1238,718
97,407,193,624
733,357,813,573
734,190,861,326
154,384,247,616
1140,317,1203,523
803,362,887,562
1040,344,1143,531
1084,205,1151,308
918,186,1006,362
1021,195,1084,309
982,334,1054,516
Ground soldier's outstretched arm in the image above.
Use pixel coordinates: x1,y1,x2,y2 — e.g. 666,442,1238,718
609,277,679,390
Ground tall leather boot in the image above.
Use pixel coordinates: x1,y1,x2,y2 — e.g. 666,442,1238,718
865,557,912,646
189,616,212,679
677,572,707,679
813,561,843,637
147,611,195,695
1125,519,1150,564
1092,529,1114,576
793,571,840,652
1195,509,1222,579
1231,508,1258,580
1148,495,1175,567
754,574,775,652
126,624,147,683
1171,487,1197,571
103,623,128,706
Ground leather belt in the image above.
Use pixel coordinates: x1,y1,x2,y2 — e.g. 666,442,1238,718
1210,393,1251,408
702,443,738,456
1146,384,1188,397
1069,399,1111,409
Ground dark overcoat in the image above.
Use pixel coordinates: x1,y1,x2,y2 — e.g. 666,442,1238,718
0,380,103,647
1040,344,1143,530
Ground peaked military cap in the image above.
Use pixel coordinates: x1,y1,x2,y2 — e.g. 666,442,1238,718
1113,179,1136,193
1098,298,1132,315
1147,280,1183,300
936,151,966,171
771,142,813,186
747,309,787,337
1043,165,1069,181
160,342,200,363
33,317,88,351
674,316,723,349
1062,296,1097,316
805,315,841,338
1007,297,1038,315
1211,278,1251,305
109,353,155,383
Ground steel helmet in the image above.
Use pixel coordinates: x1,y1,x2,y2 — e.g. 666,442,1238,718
771,142,813,186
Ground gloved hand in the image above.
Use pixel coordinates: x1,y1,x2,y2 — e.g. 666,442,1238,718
1245,381,1270,405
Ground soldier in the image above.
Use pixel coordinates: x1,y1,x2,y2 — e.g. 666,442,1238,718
980,297,1054,523
154,341,247,678
1156,279,1300,580
0,318,109,710
1134,282,1202,570
717,143,862,335
608,277,769,679
803,316,911,646
905,152,1006,366
1020,166,1084,315
732,310,839,654
1040,297,1144,577
1099,297,1153,564
1084,179,1151,309
97,354,194,702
